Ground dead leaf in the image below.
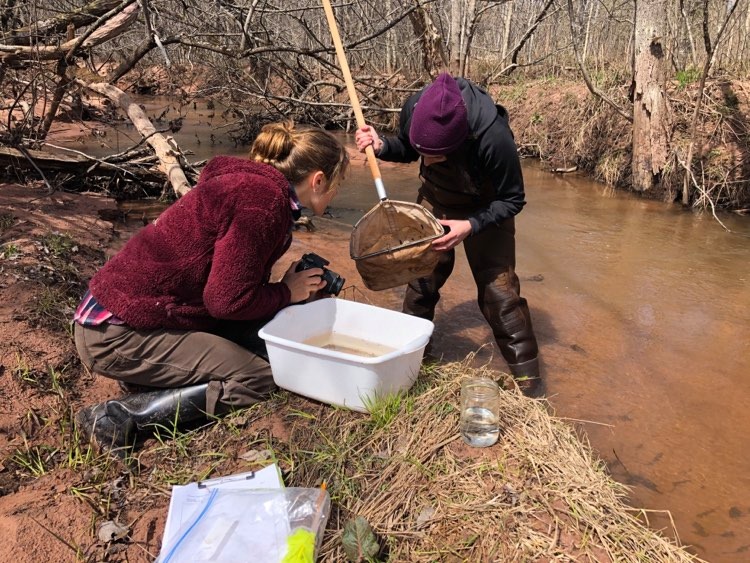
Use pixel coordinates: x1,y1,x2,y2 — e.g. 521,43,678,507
239,449,273,463
416,505,436,527
342,516,379,562
98,520,129,543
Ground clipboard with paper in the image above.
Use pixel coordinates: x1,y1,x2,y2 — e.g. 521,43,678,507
157,463,330,563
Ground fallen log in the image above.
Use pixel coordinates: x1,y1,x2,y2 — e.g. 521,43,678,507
78,81,193,197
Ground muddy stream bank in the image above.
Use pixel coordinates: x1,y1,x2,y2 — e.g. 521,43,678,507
71,98,750,562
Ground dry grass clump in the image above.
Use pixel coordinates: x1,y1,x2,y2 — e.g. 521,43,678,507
275,359,702,562
664,79,750,209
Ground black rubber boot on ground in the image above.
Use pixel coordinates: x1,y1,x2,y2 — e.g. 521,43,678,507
118,380,154,394
76,383,209,458
421,339,442,364
508,357,544,397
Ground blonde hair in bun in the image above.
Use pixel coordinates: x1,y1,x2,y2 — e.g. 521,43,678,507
249,120,348,190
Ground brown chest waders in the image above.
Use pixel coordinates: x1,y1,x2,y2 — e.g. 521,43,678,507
404,156,540,389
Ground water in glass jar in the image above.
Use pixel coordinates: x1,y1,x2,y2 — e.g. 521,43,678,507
460,406,499,447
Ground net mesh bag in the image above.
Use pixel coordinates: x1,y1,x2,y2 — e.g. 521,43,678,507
350,200,444,291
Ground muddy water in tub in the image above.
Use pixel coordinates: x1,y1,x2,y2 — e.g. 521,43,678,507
303,333,397,358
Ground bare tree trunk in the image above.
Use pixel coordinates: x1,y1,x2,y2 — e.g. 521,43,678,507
459,0,478,76
449,1,461,73
502,2,513,60
80,81,193,197
385,0,393,72
632,0,670,193
39,59,70,139
582,0,597,65
239,0,261,52
679,0,698,67
408,3,448,76
566,0,631,120
497,0,557,78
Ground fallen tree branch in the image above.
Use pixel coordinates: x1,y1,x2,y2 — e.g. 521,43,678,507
0,145,163,183
16,146,55,194
40,142,147,176
0,2,138,64
77,80,193,197
64,0,137,64
5,0,126,46
551,166,578,174
676,154,731,231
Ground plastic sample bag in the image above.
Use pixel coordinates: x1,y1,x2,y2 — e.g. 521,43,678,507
157,487,330,563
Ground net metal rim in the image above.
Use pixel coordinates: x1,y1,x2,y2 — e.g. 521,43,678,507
349,199,444,260
350,232,443,260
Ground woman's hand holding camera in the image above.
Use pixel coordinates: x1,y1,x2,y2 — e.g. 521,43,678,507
282,261,327,303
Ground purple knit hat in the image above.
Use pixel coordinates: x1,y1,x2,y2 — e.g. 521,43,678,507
409,73,469,156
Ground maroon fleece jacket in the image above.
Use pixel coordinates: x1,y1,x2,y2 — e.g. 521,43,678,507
89,156,294,330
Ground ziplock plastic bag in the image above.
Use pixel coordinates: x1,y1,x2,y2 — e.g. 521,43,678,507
157,487,330,563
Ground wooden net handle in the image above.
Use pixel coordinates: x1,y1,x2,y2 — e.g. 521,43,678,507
321,0,387,200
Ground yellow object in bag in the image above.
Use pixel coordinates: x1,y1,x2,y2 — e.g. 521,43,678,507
282,528,316,563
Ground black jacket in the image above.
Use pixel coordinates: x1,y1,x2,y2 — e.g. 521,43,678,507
378,78,525,233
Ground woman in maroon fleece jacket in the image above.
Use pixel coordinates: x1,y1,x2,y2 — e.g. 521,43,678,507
73,121,348,457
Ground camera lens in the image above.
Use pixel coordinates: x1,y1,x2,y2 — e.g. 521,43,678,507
326,272,345,296
295,254,344,295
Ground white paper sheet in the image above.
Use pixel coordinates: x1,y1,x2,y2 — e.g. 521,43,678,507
160,489,293,562
160,463,284,556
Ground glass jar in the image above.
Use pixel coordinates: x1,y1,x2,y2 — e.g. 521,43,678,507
459,378,500,447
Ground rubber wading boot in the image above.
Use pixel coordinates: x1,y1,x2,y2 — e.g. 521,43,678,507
508,357,543,397
76,383,209,458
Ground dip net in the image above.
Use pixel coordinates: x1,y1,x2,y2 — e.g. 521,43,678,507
350,200,444,291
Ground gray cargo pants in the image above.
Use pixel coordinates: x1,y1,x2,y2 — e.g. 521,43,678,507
73,320,276,415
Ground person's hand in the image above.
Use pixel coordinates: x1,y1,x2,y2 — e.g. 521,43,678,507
282,261,327,303
305,289,333,303
431,220,472,251
355,125,383,154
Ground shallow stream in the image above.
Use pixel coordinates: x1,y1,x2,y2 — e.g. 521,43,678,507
72,97,749,561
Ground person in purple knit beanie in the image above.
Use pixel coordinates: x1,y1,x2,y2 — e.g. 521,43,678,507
355,73,541,396
73,121,349,458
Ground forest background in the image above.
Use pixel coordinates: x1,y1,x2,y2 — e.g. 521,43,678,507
0,0,749,215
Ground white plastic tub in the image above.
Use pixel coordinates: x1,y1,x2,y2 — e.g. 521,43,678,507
258,299,434,412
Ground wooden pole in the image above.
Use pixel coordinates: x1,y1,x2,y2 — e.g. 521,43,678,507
321,0,387,201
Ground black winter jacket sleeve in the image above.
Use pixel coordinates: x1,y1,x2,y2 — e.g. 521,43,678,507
467,115,526,233
378,93,421,163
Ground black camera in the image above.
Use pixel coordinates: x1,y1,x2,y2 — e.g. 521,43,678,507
295,253,345,296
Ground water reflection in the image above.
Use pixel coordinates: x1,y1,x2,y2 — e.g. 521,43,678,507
518,166,749,562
